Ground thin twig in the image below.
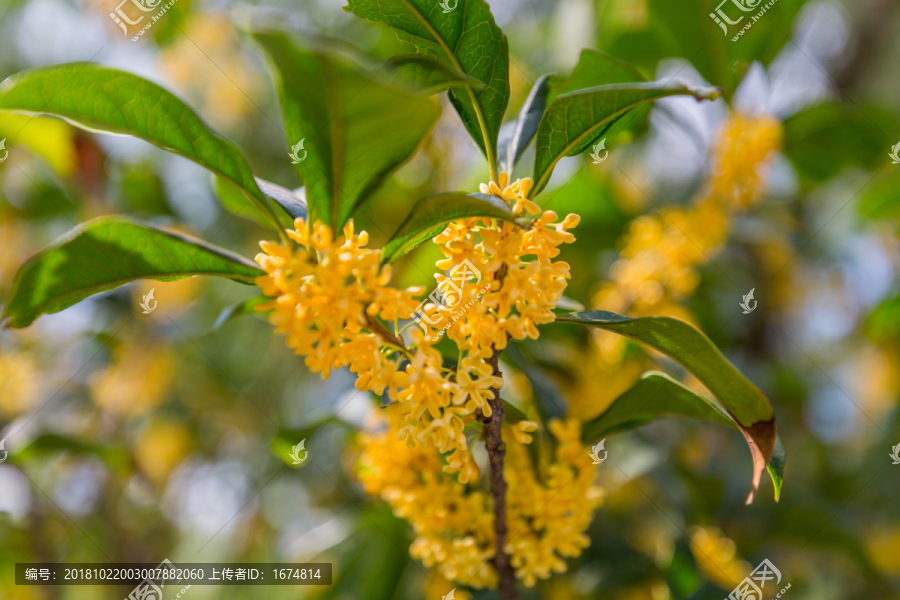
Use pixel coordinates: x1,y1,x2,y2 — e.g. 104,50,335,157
479,344,518,600
477,262,518,600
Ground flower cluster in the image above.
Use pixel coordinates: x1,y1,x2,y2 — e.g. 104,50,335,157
256,174,587,589
255,176,579,485
358,405,601,589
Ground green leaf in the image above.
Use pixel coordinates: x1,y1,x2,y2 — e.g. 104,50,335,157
253,32,440,230
2,217,263,328
385,53,486,94
554,310,775,503
530,82,722,197
581,371,735,440
0,63,286,237
344,0,510,176
502,73,552,175
551,49,645,98
213,295,270,333
581,371,785,502
254,177,308,221
381,192,524,264
767,435,785,502
214,176,288,229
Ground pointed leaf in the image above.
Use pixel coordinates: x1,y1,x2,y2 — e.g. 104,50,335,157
385,54,486,94
382,192,524,264
530,82,722,197
554,310,775,503
582,371,784,502
344,0,510,172
254,176,308,221
502,73,552,175
552,49,645,98
253,32,439,230
581,371,735,440
2,218,263,328
0,63,285,235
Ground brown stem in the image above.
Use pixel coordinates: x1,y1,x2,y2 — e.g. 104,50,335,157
478,343,518,600
364,313,407,349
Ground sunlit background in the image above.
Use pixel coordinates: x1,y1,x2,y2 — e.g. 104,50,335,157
1,0,900,598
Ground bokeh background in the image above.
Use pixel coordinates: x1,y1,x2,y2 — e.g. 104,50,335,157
1,0,900,598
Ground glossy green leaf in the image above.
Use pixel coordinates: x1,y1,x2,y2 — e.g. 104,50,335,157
554,310,775,503
551,49,645,98
581,371,735,440
385,54,486,94
344,0,510,174
254,32,440,230
254,177,308,221
2,218,263,328
0,63,285,237
767,435,785,502
213,295,270,333
530,82,722,197
502,73,552,175
581,371,784,502
382,192,523,264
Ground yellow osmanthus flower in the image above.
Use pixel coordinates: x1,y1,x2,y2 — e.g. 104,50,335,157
505,419,604,587
358,407,600,590
0,351,40,418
